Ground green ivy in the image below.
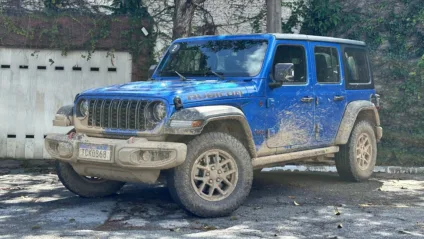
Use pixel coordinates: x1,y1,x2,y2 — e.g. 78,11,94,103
0,10,156,78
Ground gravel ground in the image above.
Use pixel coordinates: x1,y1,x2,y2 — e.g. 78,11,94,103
1,169,424,239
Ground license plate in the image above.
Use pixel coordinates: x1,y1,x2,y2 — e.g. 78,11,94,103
78,144,111,161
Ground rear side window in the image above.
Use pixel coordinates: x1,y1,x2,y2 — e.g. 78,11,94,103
343,47,371,85
314,47,340,83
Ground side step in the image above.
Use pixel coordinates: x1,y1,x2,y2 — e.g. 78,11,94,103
252,146,339,169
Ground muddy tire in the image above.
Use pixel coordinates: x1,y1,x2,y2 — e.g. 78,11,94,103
167,132,253,217
56,161,125,198
336,120,377,182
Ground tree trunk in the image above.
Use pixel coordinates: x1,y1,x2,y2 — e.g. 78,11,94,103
172,0,206,40
266,0,282,33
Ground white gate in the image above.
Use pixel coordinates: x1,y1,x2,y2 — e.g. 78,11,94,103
0,48,132,159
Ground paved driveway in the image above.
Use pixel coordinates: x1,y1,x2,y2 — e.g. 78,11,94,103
1,170,424,238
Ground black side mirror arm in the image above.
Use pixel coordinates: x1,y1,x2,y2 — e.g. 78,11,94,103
268,72,283,89
269,82,283,89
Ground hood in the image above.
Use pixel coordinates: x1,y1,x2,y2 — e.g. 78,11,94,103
79,79,263,104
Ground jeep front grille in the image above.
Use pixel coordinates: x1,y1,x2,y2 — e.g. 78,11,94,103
87,99,156,131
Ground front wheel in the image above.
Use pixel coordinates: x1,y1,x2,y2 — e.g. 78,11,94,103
56,161,125,198
336,120,377,182
167,132,253,217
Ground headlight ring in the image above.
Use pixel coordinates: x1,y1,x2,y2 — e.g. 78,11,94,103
77,100,89,118
146,101,166,123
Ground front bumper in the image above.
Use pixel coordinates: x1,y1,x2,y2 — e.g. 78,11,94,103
44,134,187,183
45,134,187,169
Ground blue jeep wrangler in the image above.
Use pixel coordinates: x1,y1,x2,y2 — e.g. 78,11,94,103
45,34,382,217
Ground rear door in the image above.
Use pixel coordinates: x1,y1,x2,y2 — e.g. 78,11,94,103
310,42,347,143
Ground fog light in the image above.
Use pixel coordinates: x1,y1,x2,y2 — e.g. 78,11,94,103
123,149,176,166
57,142,73,158
142,151,153,161
48,141,58,152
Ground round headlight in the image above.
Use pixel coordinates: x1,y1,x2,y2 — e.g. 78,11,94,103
79,100,89,117
152,102,166,122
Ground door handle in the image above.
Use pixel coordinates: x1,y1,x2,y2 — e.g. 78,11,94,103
334,95,345,101
301,96,314,103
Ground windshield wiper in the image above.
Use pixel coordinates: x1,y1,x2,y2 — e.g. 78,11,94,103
207,70,225,80
174,71,187,81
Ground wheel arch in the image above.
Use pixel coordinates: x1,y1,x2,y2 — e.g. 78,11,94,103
334,100,381,145
164,105,257,158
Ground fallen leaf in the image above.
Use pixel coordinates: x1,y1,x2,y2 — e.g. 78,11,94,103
334,207,341,216
337,224,343,229
230,216,238,220
288,196,296,199
293,201,300,206
203,225,217,231
32,225,41,230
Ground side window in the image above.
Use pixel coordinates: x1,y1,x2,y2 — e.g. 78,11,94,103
314,47,340,83
343,47,370,84
273,45,307,84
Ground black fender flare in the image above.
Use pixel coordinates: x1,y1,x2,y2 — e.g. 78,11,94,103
53,105,74,127
334,100,381,144
164,105,256,157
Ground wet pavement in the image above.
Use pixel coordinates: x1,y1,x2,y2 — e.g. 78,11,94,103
1,169,424,238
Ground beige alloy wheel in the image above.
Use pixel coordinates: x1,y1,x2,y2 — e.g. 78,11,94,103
355,133,373,170
167,132,253,217
335,120,377,182
191,149,238,201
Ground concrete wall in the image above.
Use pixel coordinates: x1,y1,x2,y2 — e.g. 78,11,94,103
0,48,132,159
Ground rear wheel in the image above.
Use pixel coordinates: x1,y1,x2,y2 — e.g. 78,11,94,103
336,120,377,182
168,132,253,217
56,161,125,198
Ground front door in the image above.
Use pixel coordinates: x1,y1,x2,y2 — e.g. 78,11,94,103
266,41,315,151
310,42,347,143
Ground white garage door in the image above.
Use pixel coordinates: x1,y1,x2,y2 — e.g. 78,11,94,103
0,48,132,159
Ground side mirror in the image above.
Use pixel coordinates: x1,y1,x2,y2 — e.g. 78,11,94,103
148,64,157,79
270,63,295,88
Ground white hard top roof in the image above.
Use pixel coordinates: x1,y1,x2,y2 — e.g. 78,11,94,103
272,34,366,46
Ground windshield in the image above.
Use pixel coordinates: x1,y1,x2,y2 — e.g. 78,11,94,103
157,39,268,78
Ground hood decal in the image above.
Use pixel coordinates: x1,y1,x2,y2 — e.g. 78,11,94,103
187,90,243,101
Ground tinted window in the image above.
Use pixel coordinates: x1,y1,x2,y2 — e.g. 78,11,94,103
314,47,340,83
158,40,268,77
343,48,370,84
273,45,307,84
